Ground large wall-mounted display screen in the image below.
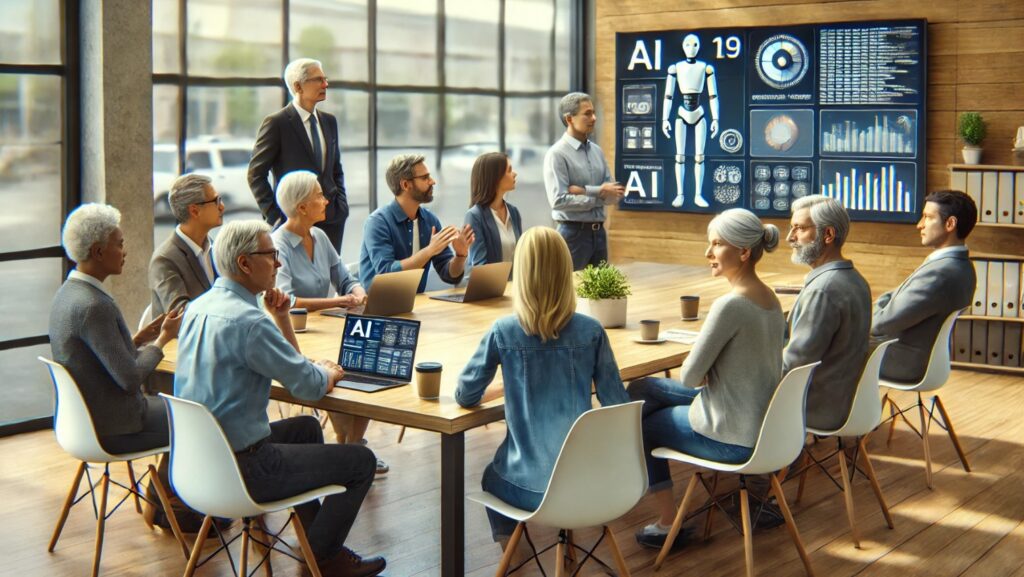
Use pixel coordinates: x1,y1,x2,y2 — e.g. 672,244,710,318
615,20,926,223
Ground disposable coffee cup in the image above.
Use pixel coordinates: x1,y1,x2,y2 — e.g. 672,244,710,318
640,319,660,341
289,308,308,332
680,296,700,321
415,362,443,400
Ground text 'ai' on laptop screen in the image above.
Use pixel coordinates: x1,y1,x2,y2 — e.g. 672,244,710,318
339,315,420,381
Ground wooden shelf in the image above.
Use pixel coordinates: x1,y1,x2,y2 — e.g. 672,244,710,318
950,163,1024,172
974,222,1024,230
959,315,1024,323
951,361,1024,375
971,252,1024,262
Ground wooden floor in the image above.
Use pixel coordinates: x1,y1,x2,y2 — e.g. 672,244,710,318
2,369,1023,577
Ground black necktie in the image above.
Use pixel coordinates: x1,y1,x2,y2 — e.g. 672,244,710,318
309,113,323,172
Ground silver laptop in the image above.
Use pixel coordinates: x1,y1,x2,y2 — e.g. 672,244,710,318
429,261,513,303
336,313,421,393
362,268,424,316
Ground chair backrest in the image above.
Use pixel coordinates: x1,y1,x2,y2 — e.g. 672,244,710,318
914,309,962,392
137,303,153,332
159,393,263,519
528,401,647,530
832,339,898,436
740,362,820,475
39,357,116,463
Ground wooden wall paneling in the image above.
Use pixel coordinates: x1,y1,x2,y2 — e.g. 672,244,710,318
957,0,1024,23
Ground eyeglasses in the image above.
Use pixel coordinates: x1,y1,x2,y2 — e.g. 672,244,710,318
248,249,279,261
194,195,224,207
304,75,329,84
409,173,433,181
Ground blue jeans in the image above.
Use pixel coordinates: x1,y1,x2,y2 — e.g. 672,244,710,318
557,223,608,271
481,463,545,541
628,377,753,492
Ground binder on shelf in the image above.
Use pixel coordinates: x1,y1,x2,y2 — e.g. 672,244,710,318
952,320,971,363
966,171,983,214
950,169,967,197
1004,324,1022,368
998,172,1015,223
987,261,1003,318
971,320,987,364
972,260,987,315
981,171,998,223
986,321,1004,366
1004,261,1021,318
1015,171,1024,224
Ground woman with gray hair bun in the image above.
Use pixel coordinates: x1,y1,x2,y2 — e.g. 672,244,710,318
627,208,785,551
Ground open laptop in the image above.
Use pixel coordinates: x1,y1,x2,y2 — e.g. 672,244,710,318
361,268,424,316
335,313,421,393
429,261,513,303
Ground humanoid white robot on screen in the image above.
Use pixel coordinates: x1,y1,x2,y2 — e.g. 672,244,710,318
663,33,720,208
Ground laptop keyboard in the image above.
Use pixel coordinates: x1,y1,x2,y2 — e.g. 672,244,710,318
343,373,398,386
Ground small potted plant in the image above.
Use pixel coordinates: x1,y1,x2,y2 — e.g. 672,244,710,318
575,261,631,328
958,111,986,165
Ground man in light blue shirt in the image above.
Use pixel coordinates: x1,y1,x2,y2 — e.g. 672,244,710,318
175,220,386,577
543,92,625,270
358,153,474,292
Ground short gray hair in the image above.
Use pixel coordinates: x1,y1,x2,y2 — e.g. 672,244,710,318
61,203,121,264
791,195,850,247
276,171,320,218
284,58,323,96
168,174,213,223
708,208,780,264
385,154,426,196
214,220,272,277
559,92,592,126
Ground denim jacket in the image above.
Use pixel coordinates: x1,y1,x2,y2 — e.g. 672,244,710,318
456,313,630,493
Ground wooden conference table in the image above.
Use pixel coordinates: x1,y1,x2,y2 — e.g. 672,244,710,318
154,262,802,577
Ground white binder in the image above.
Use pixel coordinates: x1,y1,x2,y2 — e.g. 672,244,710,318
971,320,987,365
1016,172,1024,224
1004,262,1021,318
987,261,1003,318
972,260,987,315
980,171,998,223
986,322,1004,365
966,171,983,213
1004,323,1022,368
998,172,1015,223
949,169,967,194
952,320,971,363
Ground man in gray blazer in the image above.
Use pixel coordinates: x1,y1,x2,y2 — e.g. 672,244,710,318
872,190,977,382
784,195,872,431
149,174,223,318
248,58,349,251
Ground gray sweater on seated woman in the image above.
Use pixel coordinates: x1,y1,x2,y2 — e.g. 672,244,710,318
681,293,785,448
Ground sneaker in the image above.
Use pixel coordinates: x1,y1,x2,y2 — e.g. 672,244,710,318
635,523,690,551
375,457,389,476
309,546,386,577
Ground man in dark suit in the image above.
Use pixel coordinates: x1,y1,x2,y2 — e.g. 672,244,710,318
248,58,349,251
872,190,978,382
149,174,223,318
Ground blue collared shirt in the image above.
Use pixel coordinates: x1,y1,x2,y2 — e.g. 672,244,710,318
272,226,361,300
358,199,463,292
543,133,613,223
174,277,329,451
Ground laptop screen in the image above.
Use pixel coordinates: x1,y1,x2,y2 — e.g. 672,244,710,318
338,314,421,381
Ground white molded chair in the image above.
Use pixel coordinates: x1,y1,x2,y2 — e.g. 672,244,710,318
793,340,898,548
160,393,347,577
39,357,188,577
137,303,154,332
880,310,969,488
468,401,647,577
651,362,821,577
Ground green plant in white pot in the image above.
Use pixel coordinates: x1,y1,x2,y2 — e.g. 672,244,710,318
958,112,986,165
575,261,631,328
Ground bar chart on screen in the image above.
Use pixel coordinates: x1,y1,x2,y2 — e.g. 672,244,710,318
819,160,916,213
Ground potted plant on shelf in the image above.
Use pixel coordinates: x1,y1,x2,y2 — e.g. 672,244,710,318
575,261,631,328
958,111,987,165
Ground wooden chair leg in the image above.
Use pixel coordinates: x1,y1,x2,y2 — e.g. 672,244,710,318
396,426,406,444
770,474,815,577
148,465,190,559
795,450,811,504
739,487,754,577
702,472,719,541
603,526,632,577
183,516,213,577
495,522,525,577
253,515,275,577
292,511,323,577
654,473,700,571
933,395,971,472
90,471,111,577
918,396,933,489
555,538,567,577
564,529,577,572
49,461,87,552
239,521,251,577
125,461,142,514
886,394,899,447
858,437,894,529
837,446,861,549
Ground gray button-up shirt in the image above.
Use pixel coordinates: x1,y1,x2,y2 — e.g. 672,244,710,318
543,133,613,223
783,259,872,431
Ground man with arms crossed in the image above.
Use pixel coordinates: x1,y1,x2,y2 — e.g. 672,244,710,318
175,220,384,577
543,92,625,271
872,190,977,382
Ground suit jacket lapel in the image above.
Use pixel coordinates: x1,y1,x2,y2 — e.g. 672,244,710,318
285,106,318,167
172,233,213,290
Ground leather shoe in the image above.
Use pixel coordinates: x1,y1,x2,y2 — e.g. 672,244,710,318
309,546,386,577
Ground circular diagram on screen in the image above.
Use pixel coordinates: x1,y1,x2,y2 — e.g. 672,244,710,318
755,34,810,90
719,129,744,153
764,115,800,152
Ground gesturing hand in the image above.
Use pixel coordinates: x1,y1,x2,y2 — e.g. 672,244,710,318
452,224,475,257
426,225,459,256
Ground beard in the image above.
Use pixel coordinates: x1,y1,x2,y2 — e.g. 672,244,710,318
790,233,824,266
412,186,434,204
